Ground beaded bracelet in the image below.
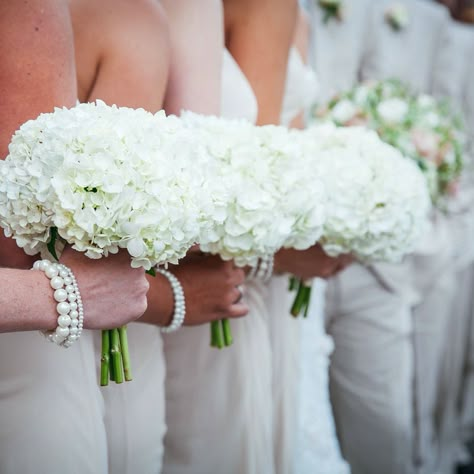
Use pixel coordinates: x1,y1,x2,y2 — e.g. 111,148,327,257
156,268,186,333
256,255,274,283
32,259,84,348
247,255,274,283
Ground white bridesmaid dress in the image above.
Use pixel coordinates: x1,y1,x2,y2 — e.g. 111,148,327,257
162,49,275,474
267,46,349,474
97,322,166,474
0,331,108,474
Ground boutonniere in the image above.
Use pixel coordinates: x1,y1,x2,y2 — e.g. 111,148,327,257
385,4,409,31
318,0,344,24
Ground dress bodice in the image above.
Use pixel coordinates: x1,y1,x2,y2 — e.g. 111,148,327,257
220,49,258,124
280,47,319,126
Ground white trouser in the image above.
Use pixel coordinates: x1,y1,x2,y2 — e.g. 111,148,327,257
434,266,474,473
460,273,474,442
326,262,415,474
412,271,456,474
411,212,464,474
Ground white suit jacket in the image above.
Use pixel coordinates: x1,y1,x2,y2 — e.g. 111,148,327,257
307,0,375,102
361,0,450,93
360,0,452,295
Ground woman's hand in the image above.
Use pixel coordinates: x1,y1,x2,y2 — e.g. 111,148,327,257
61,248,150,330
142,253,249,327
274,244,353,280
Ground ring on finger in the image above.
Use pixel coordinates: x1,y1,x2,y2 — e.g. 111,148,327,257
234,285,244,304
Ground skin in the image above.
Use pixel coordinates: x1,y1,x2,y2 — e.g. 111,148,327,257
0,0,76,269
0,0,149,332
224,0,298,125
161,0,224,115
157,0,248,324
71,0,248,326
437,0,474,22
224,1,352,279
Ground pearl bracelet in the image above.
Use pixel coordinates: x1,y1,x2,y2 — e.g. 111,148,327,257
32,259,84,348
247,255,274,283
256,255,274,283
156,268,186,333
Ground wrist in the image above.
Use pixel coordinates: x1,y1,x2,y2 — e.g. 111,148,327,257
140,272,174,327
33,260,84,347
28,271,58,331
273,249,289,275
156,268,186,333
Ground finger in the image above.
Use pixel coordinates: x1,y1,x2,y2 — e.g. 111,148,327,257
229,285,244,305
228,303,249,318
333,262,349,275
230,268,246,285
233,287,243,304
187,244,205,256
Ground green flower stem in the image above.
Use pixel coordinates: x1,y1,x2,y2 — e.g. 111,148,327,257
109,331,116,383
110,328,124,384
100,330,110,386
303,285,312,318
210,320,224,349
221,319,233,346
290,279,313,317
288,276,298,291
118,326,132,382
210,321,218,347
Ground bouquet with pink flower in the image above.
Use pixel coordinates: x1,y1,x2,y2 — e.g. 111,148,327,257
314,79,465,206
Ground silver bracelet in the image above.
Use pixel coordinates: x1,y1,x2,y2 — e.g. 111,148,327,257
255,255,274,283
156,268,186,333
247,261,259,280
33,259,84,348
247,255,274,283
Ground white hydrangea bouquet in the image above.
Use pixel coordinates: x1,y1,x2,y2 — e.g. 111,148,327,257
181,112,327,345
315,79,465,206
289,124,431,315
0,101,202,385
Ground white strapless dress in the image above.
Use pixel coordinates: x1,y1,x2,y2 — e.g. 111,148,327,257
269,47,349,474
162,50,275,474
296,280,350,474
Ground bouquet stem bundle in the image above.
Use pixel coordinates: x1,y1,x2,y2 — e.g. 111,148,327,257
289,277,312,318
210,319,233,348
100,327,132,386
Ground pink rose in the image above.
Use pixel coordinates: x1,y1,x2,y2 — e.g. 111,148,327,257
411,129,440,164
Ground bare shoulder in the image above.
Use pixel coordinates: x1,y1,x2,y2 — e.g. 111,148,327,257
293,8,310,60
0,0,72,39
0,0,76,156
82,0,168,46
72,0,168,62
0,0,74,90
225,0,297,24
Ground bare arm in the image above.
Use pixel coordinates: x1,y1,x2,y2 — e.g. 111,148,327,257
289,7,310,130
224,0,297,125
161,0,224,115
0,0,77,269
142,0,248,325
0,269,58,332
0,0,150,332
77,0,169,110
